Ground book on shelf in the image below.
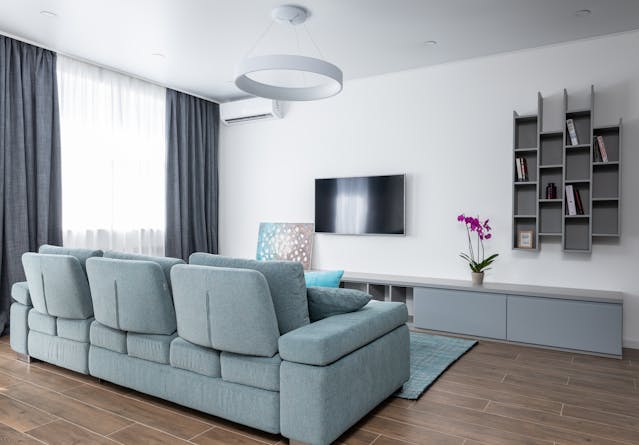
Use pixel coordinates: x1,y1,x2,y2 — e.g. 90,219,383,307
593,138,602,162
596,135,609,162
565,184,577,216
574,189,584,215
515,157,528,181
566,119,579,145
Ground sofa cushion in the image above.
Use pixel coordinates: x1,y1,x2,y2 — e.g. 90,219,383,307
86,258,176,334
11,282,31,306
307,287,371,322
22,253,94,319
39,244,103,274
57,317,93,343
221,352,281,392
169,337,221,377
90,321,127,353
304,270,344,288
171,265,280,357
103,251,184,286
278,300,408,366
127,332,176,364
189,253,309,334
28,309,57,336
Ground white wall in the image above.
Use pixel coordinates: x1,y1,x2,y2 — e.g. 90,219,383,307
220,31,639,347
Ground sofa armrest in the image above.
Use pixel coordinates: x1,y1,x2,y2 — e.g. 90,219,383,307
278,300,407,366
11,281,31,306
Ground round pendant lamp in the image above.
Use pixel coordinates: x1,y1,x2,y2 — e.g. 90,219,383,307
235,5,343,101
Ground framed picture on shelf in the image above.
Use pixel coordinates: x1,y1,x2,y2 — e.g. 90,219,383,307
517,230,534,249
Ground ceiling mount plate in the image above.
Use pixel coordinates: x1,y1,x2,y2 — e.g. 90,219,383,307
271,5,308,26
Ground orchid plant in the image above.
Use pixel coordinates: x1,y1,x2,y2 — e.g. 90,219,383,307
457,213,498,273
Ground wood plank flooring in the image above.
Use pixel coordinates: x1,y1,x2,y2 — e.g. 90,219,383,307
0,336,637,444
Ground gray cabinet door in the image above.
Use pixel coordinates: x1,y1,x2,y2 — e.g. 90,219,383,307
413,287,507,339
507,296,622,356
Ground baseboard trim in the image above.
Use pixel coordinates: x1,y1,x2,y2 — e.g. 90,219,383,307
623,339,639,349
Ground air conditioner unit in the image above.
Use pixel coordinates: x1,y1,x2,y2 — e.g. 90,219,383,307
220,98,283,126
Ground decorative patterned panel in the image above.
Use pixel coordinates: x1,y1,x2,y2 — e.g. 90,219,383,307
256,223,314,270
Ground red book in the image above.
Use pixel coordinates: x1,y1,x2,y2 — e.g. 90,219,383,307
574,189,584,215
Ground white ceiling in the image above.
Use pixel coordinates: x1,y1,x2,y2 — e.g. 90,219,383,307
1,0,639,102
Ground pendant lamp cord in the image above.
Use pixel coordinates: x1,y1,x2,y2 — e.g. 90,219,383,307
303,23,325,59
244,21,275,58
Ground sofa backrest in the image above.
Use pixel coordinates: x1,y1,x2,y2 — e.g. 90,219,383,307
86,258,177,335
189,253,309,334
171,264,280,357
103,251,184,286
38,244,103,274
22,253,94,319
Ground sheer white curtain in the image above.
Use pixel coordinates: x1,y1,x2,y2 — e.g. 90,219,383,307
57,56,166,255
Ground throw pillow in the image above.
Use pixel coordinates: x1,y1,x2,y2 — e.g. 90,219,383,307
304,270,344,288
307,287,371,322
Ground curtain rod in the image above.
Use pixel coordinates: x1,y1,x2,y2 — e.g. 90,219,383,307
0,30,221,105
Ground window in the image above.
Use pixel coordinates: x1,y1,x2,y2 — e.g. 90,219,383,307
57,56,166,255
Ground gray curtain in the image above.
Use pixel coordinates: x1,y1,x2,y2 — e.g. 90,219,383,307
0,36,62,333
165,89,219,260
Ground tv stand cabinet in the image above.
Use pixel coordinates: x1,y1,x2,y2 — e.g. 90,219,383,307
340,272,623,358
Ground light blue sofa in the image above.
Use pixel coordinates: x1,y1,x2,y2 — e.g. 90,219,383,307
11,249,410,445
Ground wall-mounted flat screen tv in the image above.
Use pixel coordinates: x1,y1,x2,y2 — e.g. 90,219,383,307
315,174,405,235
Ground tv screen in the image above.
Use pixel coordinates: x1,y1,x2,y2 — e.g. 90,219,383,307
315,174,405,235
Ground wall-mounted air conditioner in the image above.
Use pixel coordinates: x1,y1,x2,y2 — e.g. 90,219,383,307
220,97,283,126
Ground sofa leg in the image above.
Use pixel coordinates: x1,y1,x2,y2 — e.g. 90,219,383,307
16,353,34,363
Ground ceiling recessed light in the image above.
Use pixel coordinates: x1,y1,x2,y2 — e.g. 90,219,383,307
424,40,438,46
151,53,166,59
40,10,57,18
575,9,591,17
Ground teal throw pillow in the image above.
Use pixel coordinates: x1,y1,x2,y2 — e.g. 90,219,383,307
304,270,344,288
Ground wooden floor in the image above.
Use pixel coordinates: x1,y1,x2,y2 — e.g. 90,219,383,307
0,336,637,445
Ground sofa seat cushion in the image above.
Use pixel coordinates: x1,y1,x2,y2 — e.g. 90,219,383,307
90,321,127,353
57,317,93,343
28,310,57,336
11,282,31,306
279,300,408,366
221,352,281,392
170,337,221,377
189,253,309,334
127,332,176,364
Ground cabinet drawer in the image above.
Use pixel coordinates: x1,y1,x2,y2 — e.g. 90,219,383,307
414,287,506,339
507,296,622,356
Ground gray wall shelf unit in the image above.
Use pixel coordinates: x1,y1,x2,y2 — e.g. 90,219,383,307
512,86,623,252
340,271,623,357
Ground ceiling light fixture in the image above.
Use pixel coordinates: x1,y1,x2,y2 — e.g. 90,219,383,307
151,53,166,59
39,10,57,18
575,9,592,17
234,5,343,101
424,40,438,46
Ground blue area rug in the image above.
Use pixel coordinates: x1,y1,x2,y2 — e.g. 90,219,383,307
396,332,477,399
